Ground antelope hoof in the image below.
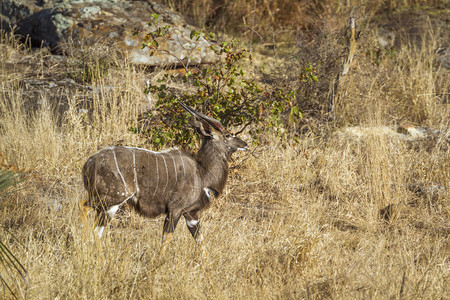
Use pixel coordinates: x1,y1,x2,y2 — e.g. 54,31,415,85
160,232,173,255
195,233,204,245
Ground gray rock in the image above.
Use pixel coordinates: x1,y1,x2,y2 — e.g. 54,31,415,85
2,0,216,66
376,28,395,50
1,0,33,29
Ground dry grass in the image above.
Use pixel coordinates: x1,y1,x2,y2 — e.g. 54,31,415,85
156,0,448,42
333,18,448,128
0,12,448,299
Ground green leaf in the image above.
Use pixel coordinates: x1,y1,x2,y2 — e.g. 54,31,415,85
151,13,159,22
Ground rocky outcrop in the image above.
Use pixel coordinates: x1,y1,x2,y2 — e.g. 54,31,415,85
1,0,216,67
334,125,449,154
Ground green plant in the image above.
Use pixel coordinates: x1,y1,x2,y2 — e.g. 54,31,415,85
299,62,318,84
135,14,303,148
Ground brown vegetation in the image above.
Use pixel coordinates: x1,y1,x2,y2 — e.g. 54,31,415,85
0,1,448,298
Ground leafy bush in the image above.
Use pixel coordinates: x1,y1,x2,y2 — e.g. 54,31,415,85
134,14,303,148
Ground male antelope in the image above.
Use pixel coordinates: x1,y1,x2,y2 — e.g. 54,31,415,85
81,103,247,248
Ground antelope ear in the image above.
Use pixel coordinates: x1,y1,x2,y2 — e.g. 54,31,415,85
192,118,213,137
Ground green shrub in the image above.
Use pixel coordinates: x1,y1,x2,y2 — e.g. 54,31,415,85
134,14,303,148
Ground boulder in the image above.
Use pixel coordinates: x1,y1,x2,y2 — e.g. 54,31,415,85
1,0,216,67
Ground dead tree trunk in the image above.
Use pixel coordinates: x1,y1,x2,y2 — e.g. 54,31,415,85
329,17,358,120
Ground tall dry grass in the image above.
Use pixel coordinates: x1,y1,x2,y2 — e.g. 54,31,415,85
0,12,448,300
333,18,448,128
156,0,448,41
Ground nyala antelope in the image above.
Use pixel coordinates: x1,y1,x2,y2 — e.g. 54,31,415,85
81,103,247,249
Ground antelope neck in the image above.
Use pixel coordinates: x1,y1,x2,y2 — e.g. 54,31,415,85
197,139,229,195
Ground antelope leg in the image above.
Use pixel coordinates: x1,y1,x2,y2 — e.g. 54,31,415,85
161,213,181,249
79,200,94,238
79,200,93,224
93,210,108,238
93,194,135,238
184,212,203,244
93,205,122,238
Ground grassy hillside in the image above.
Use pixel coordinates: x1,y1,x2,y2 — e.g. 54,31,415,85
0,2,448,299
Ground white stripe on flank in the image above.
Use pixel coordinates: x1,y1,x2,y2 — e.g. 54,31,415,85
170,154,177,191
132,149,140,196
160,154,169,196
151,155,159,199
113,149,128,194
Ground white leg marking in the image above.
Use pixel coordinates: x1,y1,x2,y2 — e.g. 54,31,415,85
106,192,134,219
151,155,159,199
113,149,128,195
160,154,169,196
107,204,120,219
132,149,140,196
196,233,204,244
204,187,214,199
94,226,105,238
186,219,199,228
